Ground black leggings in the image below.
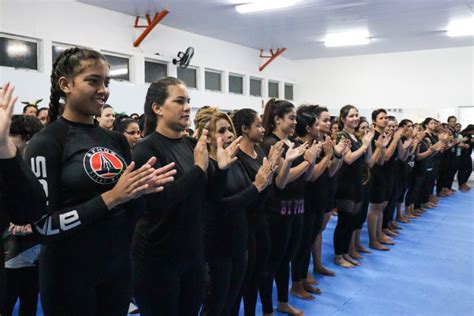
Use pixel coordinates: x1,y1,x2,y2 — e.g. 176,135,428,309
231,216,271,316
354,186,370,230
383,175,401,228
458,156,472,185
333,200,361,255
202,254,248,316
132,255,205,316
261,213,303,314
292,209,323,283
4,267,39,316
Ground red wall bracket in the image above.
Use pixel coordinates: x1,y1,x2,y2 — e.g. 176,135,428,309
259,48,287,72
133,10,169,47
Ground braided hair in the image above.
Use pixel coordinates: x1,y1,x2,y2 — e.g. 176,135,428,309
49,47,107,124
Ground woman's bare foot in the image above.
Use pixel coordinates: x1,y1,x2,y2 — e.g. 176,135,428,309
334,255,355,268
369,242,390,251
314,265,336,276
384,228,399,237
302,282,321,294
396,216,410,223
277,302,303,315
343,254,360,266
356,244,372,254
304,274,318,285
380,237,396,245
290,282,314,300
390,221,402,230
349,249,363,259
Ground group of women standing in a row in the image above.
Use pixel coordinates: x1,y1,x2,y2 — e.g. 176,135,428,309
1,46,472,316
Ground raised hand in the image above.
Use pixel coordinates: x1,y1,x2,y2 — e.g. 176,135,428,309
268,141,284,170
333,136,346,156
216,136,242,170
304,140,321,164
142,162,177,194
269,140,284,162
402,138,414,150
393,128,404,140
254,157,277,192
194,129,209,171
0,82,19,158
322,136,334,157
382,133,392,147
285,141,308,162
102,157,161,210
375,135,384,149
362,129,375,147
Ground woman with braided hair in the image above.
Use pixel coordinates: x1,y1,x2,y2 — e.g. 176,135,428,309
24,47,177,316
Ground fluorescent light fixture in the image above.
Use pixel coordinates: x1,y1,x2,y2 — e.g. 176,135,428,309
324,30,371,47
7,42,30,57
447,17,474,37
235,0,298,14
110,68,128,76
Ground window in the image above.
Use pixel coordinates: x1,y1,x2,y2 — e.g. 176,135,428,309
52,43,76,64
229,74,243,95
0,36,38,70
145,60,167,83
103,53,130,81
285,83,294,101
205,69,222,92
250,77,262,97
177,67,197,89
268,81,279,98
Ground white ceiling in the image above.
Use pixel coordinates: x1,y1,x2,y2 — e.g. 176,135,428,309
78,0,474,60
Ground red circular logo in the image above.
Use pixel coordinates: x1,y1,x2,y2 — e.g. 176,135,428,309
83,147,126,184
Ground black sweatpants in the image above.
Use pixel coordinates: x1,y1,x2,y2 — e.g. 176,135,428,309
231,216,271,316
132,255,205,316
4,267,39,316
333,200,361,255
261,213,303,314
202,254,247,316
292,209,323,283
40,250,131,316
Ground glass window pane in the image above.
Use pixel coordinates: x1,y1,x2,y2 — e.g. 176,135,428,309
0,37,38,70
205,70,221,91
103,54,129,81
229,75,243,94
268,81,279,98
145,61,167,83
250,78,262,97
177,67,197,88
285,84,294,100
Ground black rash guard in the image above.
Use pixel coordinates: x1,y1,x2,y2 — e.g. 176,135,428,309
132,131,226,263
336,131,364,202
24,117,138,259
206,160,259,258
0,151,45,311
261,134,305,215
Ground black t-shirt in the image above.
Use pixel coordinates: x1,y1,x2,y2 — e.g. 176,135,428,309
132,131,225,262
336,131,364,201
262,134,305,215
206,160,259,258
305,151,330,213
25,117,136,260
237,148,269,220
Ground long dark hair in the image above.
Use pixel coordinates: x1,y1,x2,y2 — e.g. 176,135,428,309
422,117,435,129
143,77,185,136
295,105,317,137
232,108,258,137
261,98,295,137
49,47,108,124
338,104,357,130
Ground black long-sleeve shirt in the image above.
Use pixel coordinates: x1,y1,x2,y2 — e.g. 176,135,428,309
261,134,305,215
205,160,259,258
132,132,226,263
24,117,138,260
1,150,46,308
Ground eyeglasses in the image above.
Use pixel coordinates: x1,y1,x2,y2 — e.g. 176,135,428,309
124,130,141,136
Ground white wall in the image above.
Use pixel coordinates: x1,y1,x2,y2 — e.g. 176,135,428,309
293,46,474,122
1,0,473,125
0,0,296,115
